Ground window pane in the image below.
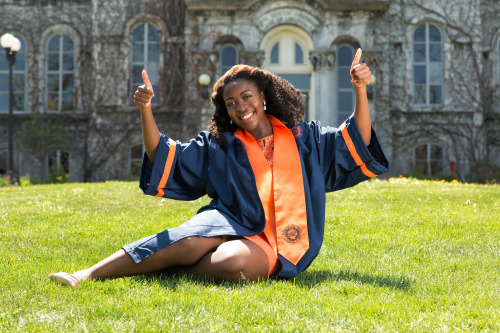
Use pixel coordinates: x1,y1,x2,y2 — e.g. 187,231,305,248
0,93,8,112
221,46,237,67
414,25,426,42
132,24,145,42
48,35,59,51
413,43,426,62
47,93,59,111
429,25,441,42
63,35,74,52
414,85,426,104
430,43,442,62
430,145,443,159
63,92,73,110
270,42,279,64
0,74,8,91
13,74,25,91
14,54,25,71
60,151,70,173
338,46,353,66
48,74,59,92
132,65,143,86
295,42,303,64
13,91,24,111
0,53,7,70
338,67,352,88
428,64,442,84
148,43,159,62
132,43,144,62
63,53,74,71
415,145,427,161
48,53,59,71
148,24,159,41
429,85,442,104
338,91,353,112
414,65,426,84
280,74,311,90
63,74,74,91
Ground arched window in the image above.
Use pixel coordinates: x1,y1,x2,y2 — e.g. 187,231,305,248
129,143,144,176
46,33,75,112
414,143,443,176
131,23,160,105
336,45,355,124
220,44,238,76
0,33,27,113
261,26,313,120
413,23,443,106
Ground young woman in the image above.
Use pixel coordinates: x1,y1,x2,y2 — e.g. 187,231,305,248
50,49,389,286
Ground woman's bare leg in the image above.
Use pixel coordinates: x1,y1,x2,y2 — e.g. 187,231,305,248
187,239,270,282
51,236,225,286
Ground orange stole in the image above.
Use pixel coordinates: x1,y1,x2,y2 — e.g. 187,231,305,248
234,115,309,265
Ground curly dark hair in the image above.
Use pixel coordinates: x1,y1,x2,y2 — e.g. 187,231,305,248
208,64,306,148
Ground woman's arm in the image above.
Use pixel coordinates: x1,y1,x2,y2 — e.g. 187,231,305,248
134,70,160,163
350,48,372,146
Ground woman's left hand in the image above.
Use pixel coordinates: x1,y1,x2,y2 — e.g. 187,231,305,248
350,48,372,88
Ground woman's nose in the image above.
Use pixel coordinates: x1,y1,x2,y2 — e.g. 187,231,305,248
236,101,246,111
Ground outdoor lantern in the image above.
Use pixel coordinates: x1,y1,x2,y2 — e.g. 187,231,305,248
198,73,211,99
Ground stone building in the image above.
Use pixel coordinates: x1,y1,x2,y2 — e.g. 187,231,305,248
0,0,499,182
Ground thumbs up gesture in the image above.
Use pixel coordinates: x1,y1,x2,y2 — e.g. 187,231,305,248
350,48,372,88
133,70,155,109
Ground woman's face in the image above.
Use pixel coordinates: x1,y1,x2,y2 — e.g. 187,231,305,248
222,79,272,140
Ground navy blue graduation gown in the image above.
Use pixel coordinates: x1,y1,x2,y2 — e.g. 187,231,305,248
123,116,389,278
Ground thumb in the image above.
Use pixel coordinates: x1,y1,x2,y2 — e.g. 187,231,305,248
142,70,155,96
351,48,362,68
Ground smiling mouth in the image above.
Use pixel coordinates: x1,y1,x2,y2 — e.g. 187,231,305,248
240,112,254,121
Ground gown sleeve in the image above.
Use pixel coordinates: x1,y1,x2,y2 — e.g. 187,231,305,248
139,131,212,200
312,115,390,192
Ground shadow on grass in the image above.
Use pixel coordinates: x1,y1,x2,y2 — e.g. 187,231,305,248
294,269,412,291
132,268,411,292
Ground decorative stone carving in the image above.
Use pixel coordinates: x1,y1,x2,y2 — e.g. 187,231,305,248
240,50,265,67
309,51,335,70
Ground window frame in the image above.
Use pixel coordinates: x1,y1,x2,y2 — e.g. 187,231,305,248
335,44,355,125
413,143,444,176
130,22,161,106
412,23,444,107
45,33,76,113
219,43,239,76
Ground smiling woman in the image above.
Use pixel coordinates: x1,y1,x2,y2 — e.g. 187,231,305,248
50,60,389,287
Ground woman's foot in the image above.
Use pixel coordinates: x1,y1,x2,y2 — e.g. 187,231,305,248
49,272,84,287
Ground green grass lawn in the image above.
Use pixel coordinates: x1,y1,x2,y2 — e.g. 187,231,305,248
1,179,499,332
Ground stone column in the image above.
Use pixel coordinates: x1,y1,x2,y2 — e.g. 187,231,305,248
309,50,335,125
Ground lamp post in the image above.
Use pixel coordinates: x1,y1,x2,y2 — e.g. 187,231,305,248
1,33,21,173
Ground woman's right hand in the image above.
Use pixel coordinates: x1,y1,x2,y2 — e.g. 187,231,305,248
133,70,155,109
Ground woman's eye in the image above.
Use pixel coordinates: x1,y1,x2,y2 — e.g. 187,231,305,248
244,95,252,99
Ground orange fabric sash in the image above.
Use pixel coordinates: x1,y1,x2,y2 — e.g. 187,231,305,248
235,115,308,265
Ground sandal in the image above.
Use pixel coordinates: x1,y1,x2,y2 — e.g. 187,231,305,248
49,272,84,287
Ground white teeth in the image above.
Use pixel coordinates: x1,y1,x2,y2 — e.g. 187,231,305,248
241,113,253,120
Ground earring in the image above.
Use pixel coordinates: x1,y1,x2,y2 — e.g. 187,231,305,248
264,102,267,111
230,119,233,124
